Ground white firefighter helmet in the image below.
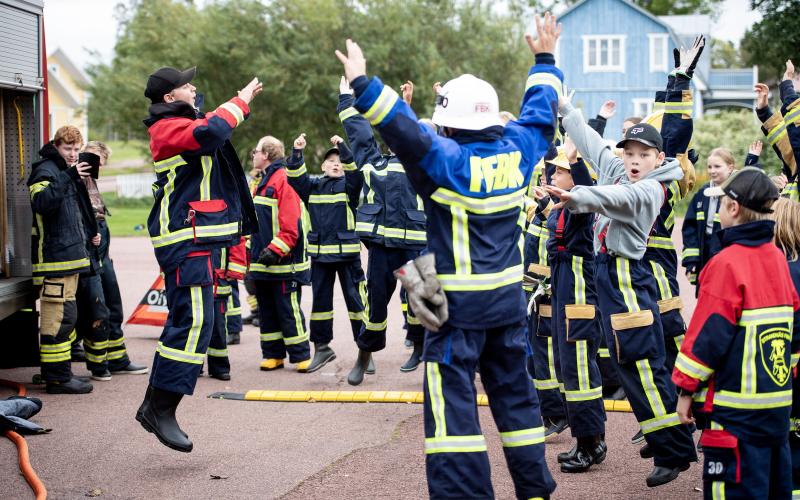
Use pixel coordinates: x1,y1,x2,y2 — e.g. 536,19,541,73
431,74,504,131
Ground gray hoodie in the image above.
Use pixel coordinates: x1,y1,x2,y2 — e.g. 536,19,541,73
559,102,683,259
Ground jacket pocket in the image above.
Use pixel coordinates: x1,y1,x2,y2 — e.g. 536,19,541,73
176,252,213,287
356,203,382,236
565,304,597,342
700,429,741,484
187,200,232,244
404,209,426,243
609,309,657,364
337,231,361,254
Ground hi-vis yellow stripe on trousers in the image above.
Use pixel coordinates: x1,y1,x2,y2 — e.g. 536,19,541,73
616,258,639,312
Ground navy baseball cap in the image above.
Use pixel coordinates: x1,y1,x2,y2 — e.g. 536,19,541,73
704,167,779,213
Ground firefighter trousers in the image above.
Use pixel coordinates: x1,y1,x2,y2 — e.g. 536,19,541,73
255,279,310,362
357,244,423,352
594,253,697,468
309,260,367,344
76,273,111,373
39,273,80,383
645,258,686,373
149,253,214,395
226,284,242,335
422,321,556,500
207,287,230,376
97,220,131,370
551,253,606,438
527,294,566,420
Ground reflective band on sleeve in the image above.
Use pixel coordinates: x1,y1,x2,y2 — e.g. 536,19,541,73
663,102,693,114
738,306,794,326
767,122,788,146
286,163,307,178
499,427,545,447
785,105,800,126
29,181,49,198
339,107,359,122
254,196,279,207
270,237,291,254
219,101,245,126
681,248,700,259
424,435,487,454
362,86,400,126
525,72,563,98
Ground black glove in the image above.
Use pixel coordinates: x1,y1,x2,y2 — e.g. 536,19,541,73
257,248,280,266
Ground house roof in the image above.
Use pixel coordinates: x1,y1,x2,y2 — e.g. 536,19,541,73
47,47,91,88
46,69,81,108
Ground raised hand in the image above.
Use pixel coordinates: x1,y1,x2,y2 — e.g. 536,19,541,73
543,184,572,208
749,140,763,156
335,39,367,83
785,60,795,82
677,35,705,77
563,137,578,164
293,133,307,150
754,83,770,110
598,100,616,119
400,80,414,105
238,77,263,104
525,12,561,56
339,75,353,96
330,135,344,146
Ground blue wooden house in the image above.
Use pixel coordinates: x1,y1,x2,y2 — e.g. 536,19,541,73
556,0,757,138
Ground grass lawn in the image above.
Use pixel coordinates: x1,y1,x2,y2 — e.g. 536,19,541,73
104,193,151,237
105,140,149,165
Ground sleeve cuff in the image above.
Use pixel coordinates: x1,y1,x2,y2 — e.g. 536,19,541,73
756,106,773,122
351,75,370,97
535,53,555,65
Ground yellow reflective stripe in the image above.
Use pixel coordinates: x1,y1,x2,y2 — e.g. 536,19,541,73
714,389,792,409
572,256,586,305
184,287,204,354
534,379,560,390
431,187,525,214
153,154,186,174
285,163,307,178
675,352,714,381
640,412,681,434
564,386,603,402
451,205,471,275
228,262,247,275
348,310,365,321
712,481,725,500
681,248,700,259
636,359,666,416
576,339,589,391
32,258,90,273
616,258,639,312
527,223,548,238
525,72,563,98
742,324,757,393
35,214,44,265
792,352,800,367
695,211,706,221
438,264,523,291
649,261,672,300
287,290,306,345
29,180,49,198
338,106,359,122
40,339,72,352
499,427,545,447
653,102,665,112
598,347,610,358
343,161,357,172
546,337,558,379
157,341,205,364
381,226,426,241
216,285,232,296
83,339,109,350
647,235,675,250
738,306,794,326
150,223,239,248
308,243,361,254
767,121,788,146
427,362,447,438
425,435,487,454
200,156,212,201
107,350,127,360
159,169,177,235
270,237,291,254
260,331,283,342
365,319,387,331
310,311,334,321
674,334,684,351
309,193,348,204
663,101,693,114
362,85,400,125
249,260,311,274
40,351,71,362
254,196,278,207
226,307,242,316
84,352,108,363
407,313,421,325
785,105,800,126
206,347,229,357
218,101,245,126
107,338,125,348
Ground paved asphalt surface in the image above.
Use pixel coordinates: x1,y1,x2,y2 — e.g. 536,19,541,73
0,233,704,499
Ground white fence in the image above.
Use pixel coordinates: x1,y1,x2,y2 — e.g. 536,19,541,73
116,173,156,198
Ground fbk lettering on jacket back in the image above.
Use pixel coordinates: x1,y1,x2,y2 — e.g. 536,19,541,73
469,151,524,193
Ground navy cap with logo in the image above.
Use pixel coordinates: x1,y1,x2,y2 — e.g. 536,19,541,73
704,167,780,213
144,66,196,103
323,147,339,160
615,123,663,152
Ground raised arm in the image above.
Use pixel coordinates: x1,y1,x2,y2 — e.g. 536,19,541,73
337,76,382,168
285,133,312,203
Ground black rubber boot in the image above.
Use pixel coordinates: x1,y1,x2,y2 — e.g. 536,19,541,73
557,444,578,463
560,436,607,473
347,350,372,386
136,385,192,452
646,463,690,487
365,354,376,375
306,343,337,373
45,377,93,394
399,341,423,372
544,416,569,437
227,332,240,345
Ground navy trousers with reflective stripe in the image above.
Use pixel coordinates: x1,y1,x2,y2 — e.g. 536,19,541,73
594,253,697,468
358,244,423,352
76,273,111,372
226,284,243,335
255,279,310,363
310,260,366,344
702,436,790,499
97,220,131,370
551,253,606,438
423,321,556,500
150,269,214,395
645,257,686,373
207,291,230,376
527,295,566,420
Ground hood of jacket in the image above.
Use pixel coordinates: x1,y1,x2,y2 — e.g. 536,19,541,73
32,142,68,172
143,101,198,128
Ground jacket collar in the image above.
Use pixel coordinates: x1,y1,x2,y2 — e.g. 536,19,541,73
718,220,775,249
143,101,198,127
448,126,504,145
34,142,68,171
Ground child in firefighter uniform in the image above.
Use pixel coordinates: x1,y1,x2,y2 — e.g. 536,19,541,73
673,167,799,499
553,113,697,486
286,133,367,373
338,78,426,384
206,239,247,380
248,136,312,372
335,12,561,498
136,67,260,453
546,144,607,473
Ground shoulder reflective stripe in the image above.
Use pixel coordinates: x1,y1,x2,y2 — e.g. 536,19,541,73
426,362,447,437
362,85,400,126
29,181,49,198
648,261,672,300
157,341,205,364
438,265,523,291
249,260,311,274
499,427,545,447
431,187,525,214
206,347,229,357
153,154,186,173
254,196,278,206
525,72,563,98
534,379,560,390
451,205,471,275
338,106,359,122
639,412,681,434
615,258,640,312
738,306,794,326
713,389,792,409
424,435,487,454
681,248,700,259
200,156,213,201
675,352,714,381
310,311,335,321
286,163,307,178
564,386,604,402
219,101,245,126
270,237,291,254
260,331,283,341
150,223,239,248
767,121,788,146
159,169,178,235
636,359,667,416
309,193,348,204
32,258,90,273
571,256,586,305
184,287,205,354
647,235,675,250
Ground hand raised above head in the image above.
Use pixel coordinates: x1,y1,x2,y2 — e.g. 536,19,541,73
335,39,367,83
525,12,561,56
238,77,263,104
293,133,307,150
330,135,344,146
754,83,769,110
339,75,353,95
400,80,414,105
785,59,795,82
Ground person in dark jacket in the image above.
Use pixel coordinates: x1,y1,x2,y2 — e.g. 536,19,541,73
135,66,260,453
28,125,95,394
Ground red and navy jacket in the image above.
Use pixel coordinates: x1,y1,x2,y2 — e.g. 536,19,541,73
757,80,800,201
144,97,257,273
286,145,363,263
248,159,309,283
546,158,594,259
672,220,800,444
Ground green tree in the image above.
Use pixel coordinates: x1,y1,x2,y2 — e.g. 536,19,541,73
741,0,800,81
711,39,744,69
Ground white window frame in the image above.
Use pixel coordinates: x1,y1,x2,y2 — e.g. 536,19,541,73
582,35,626,73
632,98,654,118
648,33,669,73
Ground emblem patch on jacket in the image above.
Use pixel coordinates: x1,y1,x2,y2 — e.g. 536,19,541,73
759,327,791,386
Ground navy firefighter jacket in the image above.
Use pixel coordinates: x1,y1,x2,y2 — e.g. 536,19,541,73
350,53,563,329
546,158,594,260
